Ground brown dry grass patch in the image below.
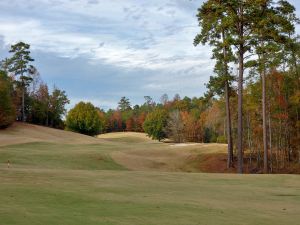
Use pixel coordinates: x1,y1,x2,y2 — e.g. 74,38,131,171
0,122,103,146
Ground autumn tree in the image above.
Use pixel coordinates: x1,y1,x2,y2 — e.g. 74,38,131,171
28,83,50,125
0,70,15,128
181,111,201,142
165,110,185,143
109,110,123,131
49,87,69,128
137,112,147,132
143,108,168,141
125,117,134,131
66,102,101,135
96,108,107,134
248,0,298,173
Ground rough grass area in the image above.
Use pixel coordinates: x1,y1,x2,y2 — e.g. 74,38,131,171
98,132,228,172
0,123,299,225
0,122,104,146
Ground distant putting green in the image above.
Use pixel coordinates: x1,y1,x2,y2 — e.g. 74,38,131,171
0,124,299,225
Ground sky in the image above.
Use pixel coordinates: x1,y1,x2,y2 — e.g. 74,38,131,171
0,0,299,110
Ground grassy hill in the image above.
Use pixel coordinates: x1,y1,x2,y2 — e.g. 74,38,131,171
0,122,104,146
0,123,299,225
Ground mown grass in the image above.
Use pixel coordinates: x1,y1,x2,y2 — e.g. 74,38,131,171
0,169,299,225
0,132,299,225
0,142,125,170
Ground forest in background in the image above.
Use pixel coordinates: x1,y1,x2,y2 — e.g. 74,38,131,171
0,42,69,129
0,0,300,174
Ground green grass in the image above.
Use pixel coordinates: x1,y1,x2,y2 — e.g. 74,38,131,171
0,169,299,225
0,133,299,225
0,142,125,170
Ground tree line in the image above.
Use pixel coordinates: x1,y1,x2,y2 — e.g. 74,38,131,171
66,94,230,143
0,42,69,128
194,0,300,173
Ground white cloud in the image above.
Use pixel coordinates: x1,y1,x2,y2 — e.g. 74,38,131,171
0,0,218,108
0,0,210,72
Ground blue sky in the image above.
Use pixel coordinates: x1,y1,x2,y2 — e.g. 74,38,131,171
0,0,299,110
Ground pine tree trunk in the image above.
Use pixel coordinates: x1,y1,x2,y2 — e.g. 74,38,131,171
237,48,244,173
247,113,253,168
46,111,49,126
225,81,234,168
262,66,268,173
222,30,234,169
22,86,25,122
292,48,300,164
269,107,273,173
237,3,244,173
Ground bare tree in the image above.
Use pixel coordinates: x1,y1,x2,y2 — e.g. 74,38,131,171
165,110,184,143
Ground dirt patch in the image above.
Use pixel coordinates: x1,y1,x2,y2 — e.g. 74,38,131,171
196,153,235,173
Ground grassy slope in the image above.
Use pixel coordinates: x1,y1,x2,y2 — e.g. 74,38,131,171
0,142,124,170
0,123,299,225
0,122,104,146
